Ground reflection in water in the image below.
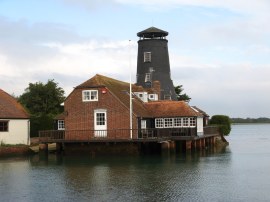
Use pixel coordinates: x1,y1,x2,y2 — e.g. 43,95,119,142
1,124,270,201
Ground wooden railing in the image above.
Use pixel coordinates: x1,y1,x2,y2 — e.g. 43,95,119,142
39,127,210,142
203,126,220,135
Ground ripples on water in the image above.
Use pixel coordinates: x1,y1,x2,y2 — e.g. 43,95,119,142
1,124,270,202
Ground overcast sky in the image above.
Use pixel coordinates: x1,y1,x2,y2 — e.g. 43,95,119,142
0,0,270,118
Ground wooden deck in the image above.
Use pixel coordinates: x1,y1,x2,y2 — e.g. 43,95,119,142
39,126,220,143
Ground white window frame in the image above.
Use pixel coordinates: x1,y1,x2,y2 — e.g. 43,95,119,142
144,52,151,62
190,117,196,127
58,120,65,130
183,117,189,127
145,73,151,82
164,118,174,128
174,118,182,127
141,120,147,129
155,118,164,128
164,95,171,100
82,90,98,102
0,120,9,132
94,109,107,137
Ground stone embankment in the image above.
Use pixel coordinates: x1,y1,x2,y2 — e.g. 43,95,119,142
0,145,34,157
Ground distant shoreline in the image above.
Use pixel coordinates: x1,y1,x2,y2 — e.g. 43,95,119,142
231,118,270,124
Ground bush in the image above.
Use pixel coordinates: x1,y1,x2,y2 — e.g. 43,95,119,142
30,114,55,137
210,115,231,136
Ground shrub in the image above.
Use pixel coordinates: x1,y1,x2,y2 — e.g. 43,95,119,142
210,115,231,136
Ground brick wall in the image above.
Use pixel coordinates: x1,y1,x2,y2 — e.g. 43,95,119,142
64,87,137,139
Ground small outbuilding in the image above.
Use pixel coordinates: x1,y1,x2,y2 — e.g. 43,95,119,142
0,89,30,145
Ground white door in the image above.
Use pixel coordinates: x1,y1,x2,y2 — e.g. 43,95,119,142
94,111,107,137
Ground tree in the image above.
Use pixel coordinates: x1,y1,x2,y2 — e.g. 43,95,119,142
19,80,65,116
174,85,191,102
19,80,65,137
210,115,231,136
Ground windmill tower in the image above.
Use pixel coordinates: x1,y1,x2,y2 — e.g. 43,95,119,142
136,27,177,100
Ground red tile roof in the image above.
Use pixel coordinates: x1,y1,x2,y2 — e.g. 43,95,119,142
74,74,204,118
145,101,203,118
76,74,151,117
0,89,29,119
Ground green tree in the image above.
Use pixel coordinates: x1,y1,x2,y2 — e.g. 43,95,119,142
210,115,231,136
19,80,65,115
175,85,191,102
19,80,65,137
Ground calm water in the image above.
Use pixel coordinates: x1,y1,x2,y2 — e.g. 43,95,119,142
1,124,270,202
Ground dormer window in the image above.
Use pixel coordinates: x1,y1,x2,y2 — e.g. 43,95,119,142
82,90,98,102
149,94,158,101
144,52,151,62
164,95,171,100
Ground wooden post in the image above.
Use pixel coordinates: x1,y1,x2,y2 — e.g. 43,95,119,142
191,140,196,151
201,138,205,149
186,140,192,151
170,141,176,153
196,139,201,150
212,136,216,145
39,143,48,152
161,141,170,156
56,143,63,153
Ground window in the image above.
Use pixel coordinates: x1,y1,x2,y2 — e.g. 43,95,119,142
155,118,164,128
144,52,151,62
96,113,105,126
58,120,65,130
82,90,98,102
183,118,189,127
141,120,147,129
164,95,171,100
164,118,173,128
174,118,182,127
0,121,8,132
190,117,196,127
145,73,151,82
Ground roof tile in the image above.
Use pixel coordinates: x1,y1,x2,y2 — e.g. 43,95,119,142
0,89,29,119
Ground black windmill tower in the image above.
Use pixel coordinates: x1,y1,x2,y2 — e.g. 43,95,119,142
136,27,177,100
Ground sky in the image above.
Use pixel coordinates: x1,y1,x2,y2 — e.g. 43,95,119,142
0,0,270,118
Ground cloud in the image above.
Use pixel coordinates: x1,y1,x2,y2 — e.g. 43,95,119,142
58,0,119,10
116,0,270,17
171,62,270,117
0,17,137,97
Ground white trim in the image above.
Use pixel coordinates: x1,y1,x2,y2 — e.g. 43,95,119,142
144,52,151,62
155,117,197,128
82,90,98,102
94,110,107,137
58,120,65,130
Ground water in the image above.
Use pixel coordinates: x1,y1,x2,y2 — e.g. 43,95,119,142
1,124,270,202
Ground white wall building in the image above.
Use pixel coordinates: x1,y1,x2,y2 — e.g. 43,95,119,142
0,89,30,145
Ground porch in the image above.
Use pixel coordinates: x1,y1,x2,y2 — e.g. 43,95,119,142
39,126,220,143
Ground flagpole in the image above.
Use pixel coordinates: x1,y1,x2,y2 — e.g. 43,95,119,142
129,40,133,139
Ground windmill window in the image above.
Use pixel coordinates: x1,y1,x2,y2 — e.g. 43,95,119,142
164,95,171,100
144,52,151,62
145,73,151,82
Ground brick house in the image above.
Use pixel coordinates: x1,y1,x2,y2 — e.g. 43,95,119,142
53,74,205,141
0,89,30,145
